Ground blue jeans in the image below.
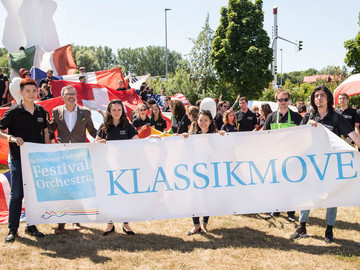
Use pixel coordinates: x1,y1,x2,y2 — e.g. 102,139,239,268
192,216,209,226
8,159,23,230
299,207,337,226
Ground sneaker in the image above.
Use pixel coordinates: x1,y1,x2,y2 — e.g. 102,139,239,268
5,229,18,243
290,226,307,240
25,225,45,237
324,228,334,244
288,213,296,222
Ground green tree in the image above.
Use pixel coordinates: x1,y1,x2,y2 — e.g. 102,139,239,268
188,14,216,96
117,46,182,76
96,45,116,70
211,0,273,98
344,13,360,74
75,46,100,71
0,48,9,76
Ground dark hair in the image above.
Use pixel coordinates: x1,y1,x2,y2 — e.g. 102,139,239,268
147,98,157,106
170,99,186,118
192,110,215,134
297,103,307,113
150,104,164,121
140,85,146,92
41,84,51,93
310,85,334,113
20,78,37,90
339,93,349,99
240,97,248,103
261,103,272,121
102,100,129,132
195,99,202,107
165,95,171,101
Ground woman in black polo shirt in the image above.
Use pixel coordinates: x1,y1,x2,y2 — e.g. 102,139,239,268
170,99,191,134
132,103,151,131
221,109,238,132
95,99,138,236
150,104,167,132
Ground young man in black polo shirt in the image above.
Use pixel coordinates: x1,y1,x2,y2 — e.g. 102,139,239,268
335,93,360,134
264,89,303,222
0,78,50,243
290,85,360,244
235,97,258,131
0,67,9,105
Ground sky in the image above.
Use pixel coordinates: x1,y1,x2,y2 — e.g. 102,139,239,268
0,0,360,73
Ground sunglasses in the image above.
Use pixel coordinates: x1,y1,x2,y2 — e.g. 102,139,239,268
277,98,289,102
139,109,146,111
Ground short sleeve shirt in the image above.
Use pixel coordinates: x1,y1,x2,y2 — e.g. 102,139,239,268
150,117,167,132
301,110,353,137
235,109,258,131
0,103,47,160
132,116,151,129
171,113,191,134
97,123,137,140
264,110,303,130
0,74,8,94
221,123,238,132
214,113,224,131
335,107,360,129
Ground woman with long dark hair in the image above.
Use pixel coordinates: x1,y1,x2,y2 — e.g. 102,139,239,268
170,99,191,134
95,99,138,236
150,104,167,132
259,103,273,129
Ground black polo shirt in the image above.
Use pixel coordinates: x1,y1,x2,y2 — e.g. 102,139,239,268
116,87,127,91
97,123,137,140
171,113,191,134
235,109,257,131
221,123,238,132
150,117,167,132
214,113,224,131
264,110,303,130
335,107,359,129
301,110,353,137
0,103,47,160
0,74,8,94
132,116,151,129
139,91,148,102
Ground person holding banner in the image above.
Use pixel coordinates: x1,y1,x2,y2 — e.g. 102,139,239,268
95,99,138,236
132,103,151,132
170,99,191,134
291,85,360,244
0,78,50,243
221,109,238,132
48,85,97,234
264,89,303,222
185,110,225,235
150,104,167,132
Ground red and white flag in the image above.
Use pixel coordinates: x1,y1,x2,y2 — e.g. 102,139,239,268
172,93,190,106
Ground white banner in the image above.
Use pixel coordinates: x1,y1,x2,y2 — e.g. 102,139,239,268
20,125,360,225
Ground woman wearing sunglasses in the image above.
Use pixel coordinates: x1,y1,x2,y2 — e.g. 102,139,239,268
132,103,151,131
95,99,138,236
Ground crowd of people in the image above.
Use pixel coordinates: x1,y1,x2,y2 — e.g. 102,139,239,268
0,75,359,245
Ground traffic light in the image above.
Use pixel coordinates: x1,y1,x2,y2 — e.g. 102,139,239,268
297,40,303,51
274,65,277,74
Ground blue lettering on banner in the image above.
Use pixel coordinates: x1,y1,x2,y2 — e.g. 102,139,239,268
29,148,95,202
105,151,358,196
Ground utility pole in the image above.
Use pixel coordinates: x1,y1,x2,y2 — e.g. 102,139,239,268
165,8,171,79
271,6,303,89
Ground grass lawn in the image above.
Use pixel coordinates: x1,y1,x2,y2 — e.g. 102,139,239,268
1,206,360,269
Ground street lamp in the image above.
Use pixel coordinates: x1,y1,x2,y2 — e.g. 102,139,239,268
165,8,171,79
280,48,283,87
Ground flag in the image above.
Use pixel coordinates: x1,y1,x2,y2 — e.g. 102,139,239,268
129,74,150,90
334,74,360,106
0,171,26,224
173,93,190,106
31,67,125,91
137,126,172,139
10,44,77,76
50,80,143,119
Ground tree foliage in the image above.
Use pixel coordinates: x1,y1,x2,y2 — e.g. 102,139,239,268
117,46,182,76
210,0,273,99
344,13,360,74
188,14,217,96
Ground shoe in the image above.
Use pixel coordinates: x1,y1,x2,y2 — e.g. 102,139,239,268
324,228,334,244
55,223,66,234
103,225,115,236
5,229,17,243
187,227,201,236
122,226,135,235
288,213,296,222
273,212,280,217
25,225,44,237
73,223,82,230
290,226,307,240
